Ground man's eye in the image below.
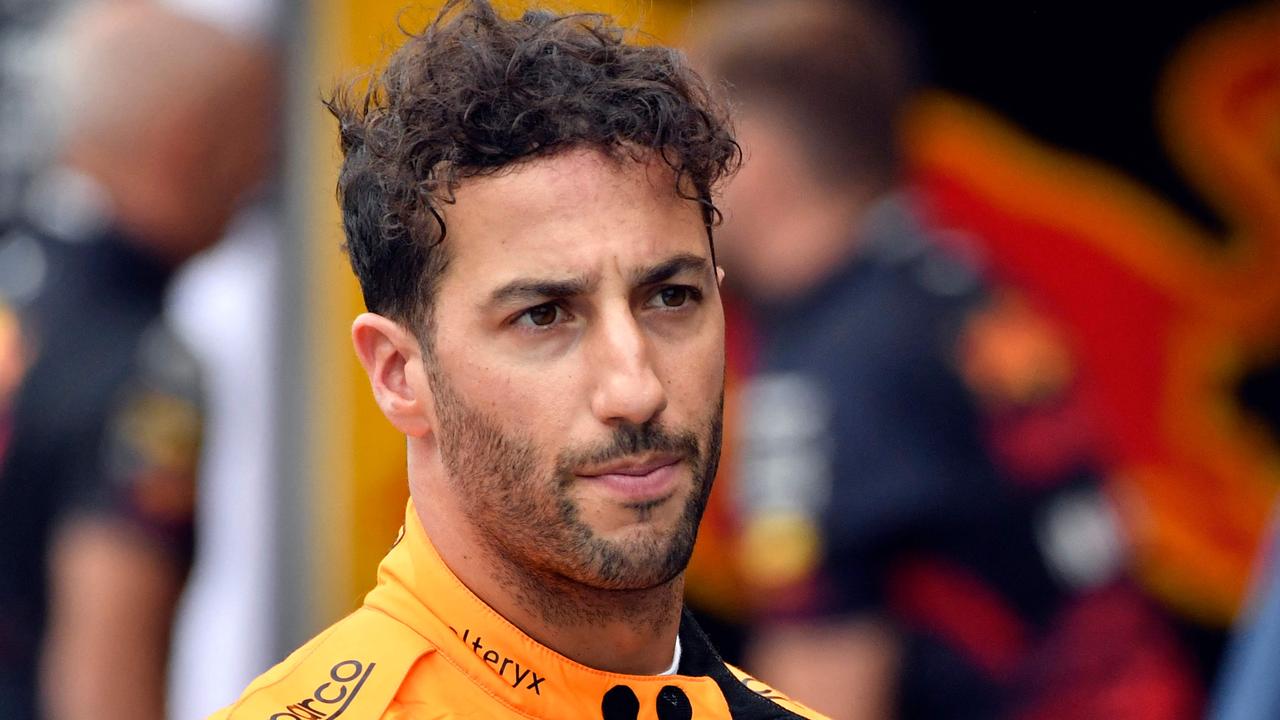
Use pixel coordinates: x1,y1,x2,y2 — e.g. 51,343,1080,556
518,303,561,327
660,287,687,307
652,286,696,308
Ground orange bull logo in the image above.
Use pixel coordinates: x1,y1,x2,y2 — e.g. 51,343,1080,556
907,4,1280,623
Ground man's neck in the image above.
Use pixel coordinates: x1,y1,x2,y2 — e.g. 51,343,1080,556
409,470,684,675
496,557,685,675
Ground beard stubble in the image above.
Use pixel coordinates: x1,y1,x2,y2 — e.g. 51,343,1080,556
427,362,723,604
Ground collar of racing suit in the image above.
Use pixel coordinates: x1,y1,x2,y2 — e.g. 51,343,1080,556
363,501,819,719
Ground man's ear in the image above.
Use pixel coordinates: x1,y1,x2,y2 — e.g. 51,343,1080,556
351,313,432,437
716,265,726,285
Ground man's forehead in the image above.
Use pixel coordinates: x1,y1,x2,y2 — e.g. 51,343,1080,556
447,147,686,214
438,148,709,289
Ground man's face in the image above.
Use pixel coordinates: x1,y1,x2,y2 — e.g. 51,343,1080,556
423,148,725,593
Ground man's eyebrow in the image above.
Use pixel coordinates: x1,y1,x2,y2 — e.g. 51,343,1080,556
485,254,710,309
487,274,595,307
632,254,711,287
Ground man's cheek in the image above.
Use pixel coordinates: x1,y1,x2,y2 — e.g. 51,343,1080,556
697,341,727,396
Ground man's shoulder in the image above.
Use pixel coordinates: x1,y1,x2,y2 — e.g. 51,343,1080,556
211,607,435,720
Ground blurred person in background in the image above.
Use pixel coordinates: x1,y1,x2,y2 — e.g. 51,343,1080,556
688,0,1201,718
0,2,273,718
157,1,282,716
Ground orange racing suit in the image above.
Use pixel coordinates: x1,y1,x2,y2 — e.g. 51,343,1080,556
213,503,827,719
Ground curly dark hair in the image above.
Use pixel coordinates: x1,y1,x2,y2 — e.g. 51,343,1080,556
325,0,740,342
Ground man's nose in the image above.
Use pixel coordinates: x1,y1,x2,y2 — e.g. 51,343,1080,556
589,310,668,426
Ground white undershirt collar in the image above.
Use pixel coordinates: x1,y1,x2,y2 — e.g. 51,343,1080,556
658,636,682,676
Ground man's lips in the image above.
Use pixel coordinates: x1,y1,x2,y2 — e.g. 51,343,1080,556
577,454,681,478
576,455,682,502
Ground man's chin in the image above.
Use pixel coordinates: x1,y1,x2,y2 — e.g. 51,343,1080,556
573,525,696,591
580,503,684,547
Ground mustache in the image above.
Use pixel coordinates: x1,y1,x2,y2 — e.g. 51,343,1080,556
556,422,701,478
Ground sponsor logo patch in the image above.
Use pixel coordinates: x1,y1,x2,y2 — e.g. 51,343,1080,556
450,626,546,695
269,659,375,719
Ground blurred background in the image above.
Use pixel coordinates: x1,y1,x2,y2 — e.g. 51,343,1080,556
0,0,1276,718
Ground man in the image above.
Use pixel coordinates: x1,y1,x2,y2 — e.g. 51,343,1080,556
216,2,824,718
684,6,924,714
0,4,273,719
